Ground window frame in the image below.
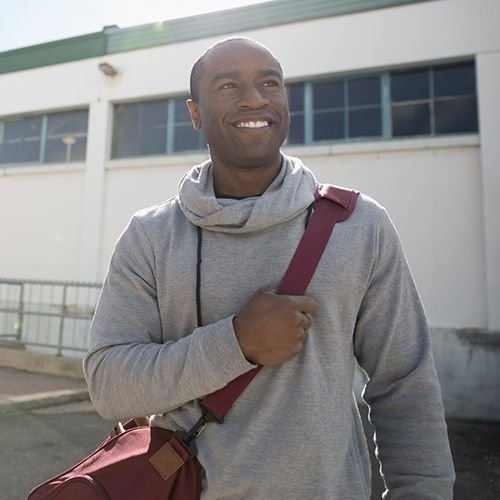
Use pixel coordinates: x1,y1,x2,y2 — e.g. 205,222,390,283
111,96,206,160
285,59,478,147
0,109,89,166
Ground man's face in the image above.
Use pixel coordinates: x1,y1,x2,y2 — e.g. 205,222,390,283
187,40,290,170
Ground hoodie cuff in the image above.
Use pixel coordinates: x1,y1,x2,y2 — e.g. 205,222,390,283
194,315,257,386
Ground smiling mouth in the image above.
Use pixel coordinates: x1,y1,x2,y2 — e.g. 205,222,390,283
235,120,270,129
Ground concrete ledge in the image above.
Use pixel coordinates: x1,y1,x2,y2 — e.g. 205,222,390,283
432,328,500,422
354,327,500,423
0,348,84,379
0,389,89,415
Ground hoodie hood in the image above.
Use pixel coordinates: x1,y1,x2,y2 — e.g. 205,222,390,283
178,154,317,234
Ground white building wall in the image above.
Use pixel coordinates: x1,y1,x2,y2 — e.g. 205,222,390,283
0,168,84,280
287,139,486,330
476,52,500,330
0,0,499,417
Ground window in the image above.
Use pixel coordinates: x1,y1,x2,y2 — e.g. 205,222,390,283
286,60,478,146
287,83,305,144
45,111,88,163
312,76,382,141
0,117,42,164
112,100,167,158
347,77,382,138
0,110,88,165
433,62,478,134
313,80,345,141
391,68,431,136
390,61,478,137
111,97,206,159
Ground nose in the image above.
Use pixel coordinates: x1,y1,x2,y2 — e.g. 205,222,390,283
238,84,269,109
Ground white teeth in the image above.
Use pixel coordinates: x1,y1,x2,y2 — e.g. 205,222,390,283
236,121,269,128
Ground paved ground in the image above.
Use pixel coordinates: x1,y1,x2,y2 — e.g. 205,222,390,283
0,367,86,400
1,367,499,499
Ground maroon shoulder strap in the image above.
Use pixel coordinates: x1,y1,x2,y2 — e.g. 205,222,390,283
199,184,359,422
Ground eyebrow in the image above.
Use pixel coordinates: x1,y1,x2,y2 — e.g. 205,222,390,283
210,68,283,85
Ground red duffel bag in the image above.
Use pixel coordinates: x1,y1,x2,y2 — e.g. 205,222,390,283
27,419,202,500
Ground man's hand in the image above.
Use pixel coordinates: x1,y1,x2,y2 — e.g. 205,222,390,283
233,288,318,366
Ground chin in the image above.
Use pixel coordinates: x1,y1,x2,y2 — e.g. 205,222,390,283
235,144,283,166
233,152,282,169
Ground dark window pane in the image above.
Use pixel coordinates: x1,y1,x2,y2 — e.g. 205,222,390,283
47,111,88,136
113,101,168,158
174,98,191,123
391,69,429,102
23,140,40,161
115,104,140,132
0,140,40,163
139,127,166,155
3,117,41,141
288,114,304,144
4,120,24,140
287,84,304,112
71,137,87,161
313,81,344,110
349,108,382,137
0,142,20,163
113,105,140,157
142,100,168,127
435,97,478,134
112,129,139,158
45,135,87,163
392,103,431,136
314,111,344,141
348,77,381,106
23,117,42,138
174,125,203,152
434,62,476,97
45,138,67,163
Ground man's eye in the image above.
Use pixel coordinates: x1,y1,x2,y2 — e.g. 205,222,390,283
220,82,237,89
263,80,280,87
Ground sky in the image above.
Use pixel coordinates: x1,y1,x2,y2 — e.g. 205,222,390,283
0,0,271,53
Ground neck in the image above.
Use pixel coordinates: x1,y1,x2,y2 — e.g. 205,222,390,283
212,156,283,198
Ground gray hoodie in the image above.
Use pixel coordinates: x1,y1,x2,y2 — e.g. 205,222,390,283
85,154,455,499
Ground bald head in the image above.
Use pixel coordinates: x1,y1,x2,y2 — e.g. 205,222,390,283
189,37,283,102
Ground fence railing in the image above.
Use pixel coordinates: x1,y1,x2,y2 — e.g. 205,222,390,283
0,278,102,357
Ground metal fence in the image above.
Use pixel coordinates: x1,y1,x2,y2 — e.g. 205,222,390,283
0,278,102,357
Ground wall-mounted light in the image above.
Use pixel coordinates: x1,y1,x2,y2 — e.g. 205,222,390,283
98,62,118,77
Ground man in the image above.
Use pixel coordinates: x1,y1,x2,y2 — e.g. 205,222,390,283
85,38,455,499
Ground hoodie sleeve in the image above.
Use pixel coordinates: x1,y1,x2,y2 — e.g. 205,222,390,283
354,209,455,499
84,216,255,421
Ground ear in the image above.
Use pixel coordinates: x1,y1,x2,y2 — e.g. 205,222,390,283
186,99,201,131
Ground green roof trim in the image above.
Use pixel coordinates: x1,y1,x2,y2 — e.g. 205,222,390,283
0,32,107,75
107,0,431,53
0,0,431,75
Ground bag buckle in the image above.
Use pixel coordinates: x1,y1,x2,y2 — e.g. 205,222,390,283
181,406,220,455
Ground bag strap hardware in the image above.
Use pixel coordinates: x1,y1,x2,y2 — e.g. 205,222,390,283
186,418,208,441
181,405,221,454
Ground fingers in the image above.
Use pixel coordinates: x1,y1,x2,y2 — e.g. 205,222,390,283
256,288,318,329
256,288,318,312
300,312,313,331
287,294,318,314
234,288,319,366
